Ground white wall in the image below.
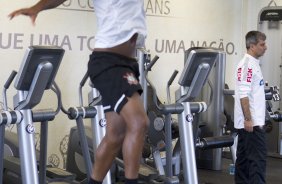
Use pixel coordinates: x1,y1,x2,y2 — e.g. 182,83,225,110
0,0,281,168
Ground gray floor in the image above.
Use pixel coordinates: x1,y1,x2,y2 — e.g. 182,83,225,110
198,157,282,184
117,156,282,184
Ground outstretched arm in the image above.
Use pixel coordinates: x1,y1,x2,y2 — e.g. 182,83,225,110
9,0,67,25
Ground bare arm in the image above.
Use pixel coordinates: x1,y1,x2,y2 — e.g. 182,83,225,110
240,97,253,132
9,0,67,25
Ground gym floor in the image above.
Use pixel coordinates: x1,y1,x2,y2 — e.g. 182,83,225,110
115,156,282,184
198,156,282,184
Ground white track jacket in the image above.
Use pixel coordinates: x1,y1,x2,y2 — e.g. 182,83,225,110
234,54,266,129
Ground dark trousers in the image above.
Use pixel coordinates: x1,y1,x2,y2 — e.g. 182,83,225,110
235,127,267,184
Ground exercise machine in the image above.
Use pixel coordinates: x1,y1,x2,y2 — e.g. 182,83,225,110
1,45,66,184
54,73,97,183
0,46,93,184
65,72,112,184
258,0,282,157
190,47,235,171
65,51,159,184
2,48,118,184
146,48,224,184
64,47,231,183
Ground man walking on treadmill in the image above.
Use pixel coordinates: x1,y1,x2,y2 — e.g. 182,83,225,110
9,1,149,184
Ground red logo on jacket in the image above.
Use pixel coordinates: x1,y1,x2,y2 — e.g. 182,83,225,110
237,67,252,83
237,68,242,81
246,68,252,82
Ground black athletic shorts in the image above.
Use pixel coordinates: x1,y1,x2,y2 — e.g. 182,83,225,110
87,51,143,113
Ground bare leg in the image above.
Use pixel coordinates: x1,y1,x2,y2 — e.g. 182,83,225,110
91,112,126,181
91,92,149,181
120,93,149,179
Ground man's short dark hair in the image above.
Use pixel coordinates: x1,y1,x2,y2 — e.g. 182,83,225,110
245,31,266,49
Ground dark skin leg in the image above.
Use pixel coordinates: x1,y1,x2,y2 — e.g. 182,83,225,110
92,33,145,180
120,93,149,178
92,93,149,180
91,112,126,181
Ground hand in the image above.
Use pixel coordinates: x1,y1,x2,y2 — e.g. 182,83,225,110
8,6,40,25
244,120,253,132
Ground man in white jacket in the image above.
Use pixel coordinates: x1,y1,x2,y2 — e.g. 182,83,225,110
234,30,267,184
